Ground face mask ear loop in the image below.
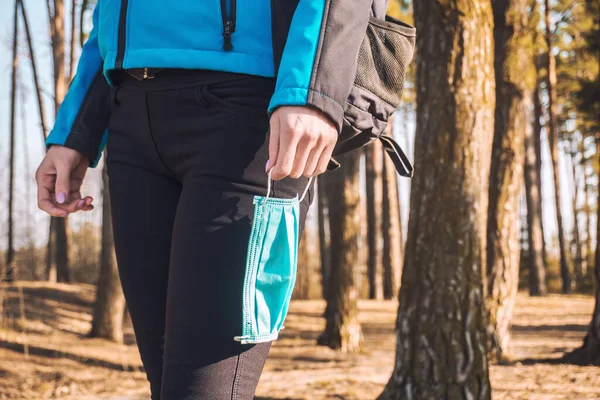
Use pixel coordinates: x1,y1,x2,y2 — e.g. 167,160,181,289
262,168,274,205
299,177,313,203
262,169,312,204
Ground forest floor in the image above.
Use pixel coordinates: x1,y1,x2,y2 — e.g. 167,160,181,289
0,282,598,400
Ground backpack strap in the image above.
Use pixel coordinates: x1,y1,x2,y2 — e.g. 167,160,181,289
326,135,413,178
379,135,413,178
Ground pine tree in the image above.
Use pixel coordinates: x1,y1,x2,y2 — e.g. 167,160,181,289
318,152,363,352
487,0,536,361
378,0,495,396
563,0,600,366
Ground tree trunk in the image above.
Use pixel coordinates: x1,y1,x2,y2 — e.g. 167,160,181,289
20,0,48,141
295,235,310,300
365,142,384,300
46,0,55,39
486,0,532,361
382,128,403,299
52,0,67,112
378,0,494,397
317,151,363,352
568,143,584,286
46,218,56,281
54,218,71,283
562,135,600,366
544,0,572,294
581,136,593,276
90,163,126,343
49,0,71,283
525,80,548,296
533,80,548,267
68,0,77,82
79,0,91,46
294,218,321,300
5,0,19,283
317,175,330,299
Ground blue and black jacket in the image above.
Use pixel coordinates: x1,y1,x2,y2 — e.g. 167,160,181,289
47,0,380,167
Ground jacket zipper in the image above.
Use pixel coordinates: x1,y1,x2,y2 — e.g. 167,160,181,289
220,0,236,51
115,0,129,69
117,0,234,67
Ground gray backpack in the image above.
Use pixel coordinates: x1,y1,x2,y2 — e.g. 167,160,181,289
332,15,416,177
270,0,416,177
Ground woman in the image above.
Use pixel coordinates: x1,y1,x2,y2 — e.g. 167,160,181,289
36,1,375,398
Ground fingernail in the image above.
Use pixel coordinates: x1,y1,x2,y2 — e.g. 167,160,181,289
57,192,66,204
60,212,68,217
265,160,271,172
77,200,85,209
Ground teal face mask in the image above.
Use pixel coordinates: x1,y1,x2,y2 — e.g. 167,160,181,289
234,171,312,344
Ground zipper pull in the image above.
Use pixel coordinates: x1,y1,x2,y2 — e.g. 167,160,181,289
223,21,234,51
143,68,148,79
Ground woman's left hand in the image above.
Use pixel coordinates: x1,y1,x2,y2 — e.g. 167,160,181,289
267,106,337,180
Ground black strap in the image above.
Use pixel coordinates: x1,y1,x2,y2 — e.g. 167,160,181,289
326,135,413,177
379,135,413,178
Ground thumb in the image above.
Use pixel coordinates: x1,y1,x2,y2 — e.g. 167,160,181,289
268,112,280,172
54,161,72,204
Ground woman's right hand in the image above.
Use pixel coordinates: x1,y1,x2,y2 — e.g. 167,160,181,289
35,145,94,217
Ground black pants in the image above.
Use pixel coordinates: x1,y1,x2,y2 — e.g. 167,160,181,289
106,70,313,400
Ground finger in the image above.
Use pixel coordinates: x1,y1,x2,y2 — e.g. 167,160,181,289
54,161,72,204
51,190,85,214
38,198,69,217
290,134,317,179
268,113,281,172
300,130,325,177
37,172,69,216
302,145,322,178
272,129,298,181
62,196,86,213
83,204,94,212
314,141,336,176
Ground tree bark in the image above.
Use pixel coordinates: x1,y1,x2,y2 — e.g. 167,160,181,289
581,136,592,276
68,0,77,82
52,0,67,112
544,0,572,294
525,80,548,296
317,175,330,299
79,0,90,47
365,142,384,300
54,218,71,283
533,79,548,267
486,0,533,361
46,0,55,39
378,0,494,397
568,142,584,285
561,0,600,364
562,135,600,366
295,235,310,300
5,0,19,283
294,219,321,300
49,0,71,283
20,0,48,141
90,163,126,343
317,151,363,352
46,218,56,281
382,127,403,299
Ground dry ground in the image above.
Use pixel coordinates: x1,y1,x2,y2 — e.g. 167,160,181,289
0,282,597,399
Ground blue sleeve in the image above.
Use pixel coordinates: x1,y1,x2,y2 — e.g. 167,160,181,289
268,0,372,132
46,3,110,168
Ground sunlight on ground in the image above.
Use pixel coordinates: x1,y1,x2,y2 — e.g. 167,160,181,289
0,283,597,399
